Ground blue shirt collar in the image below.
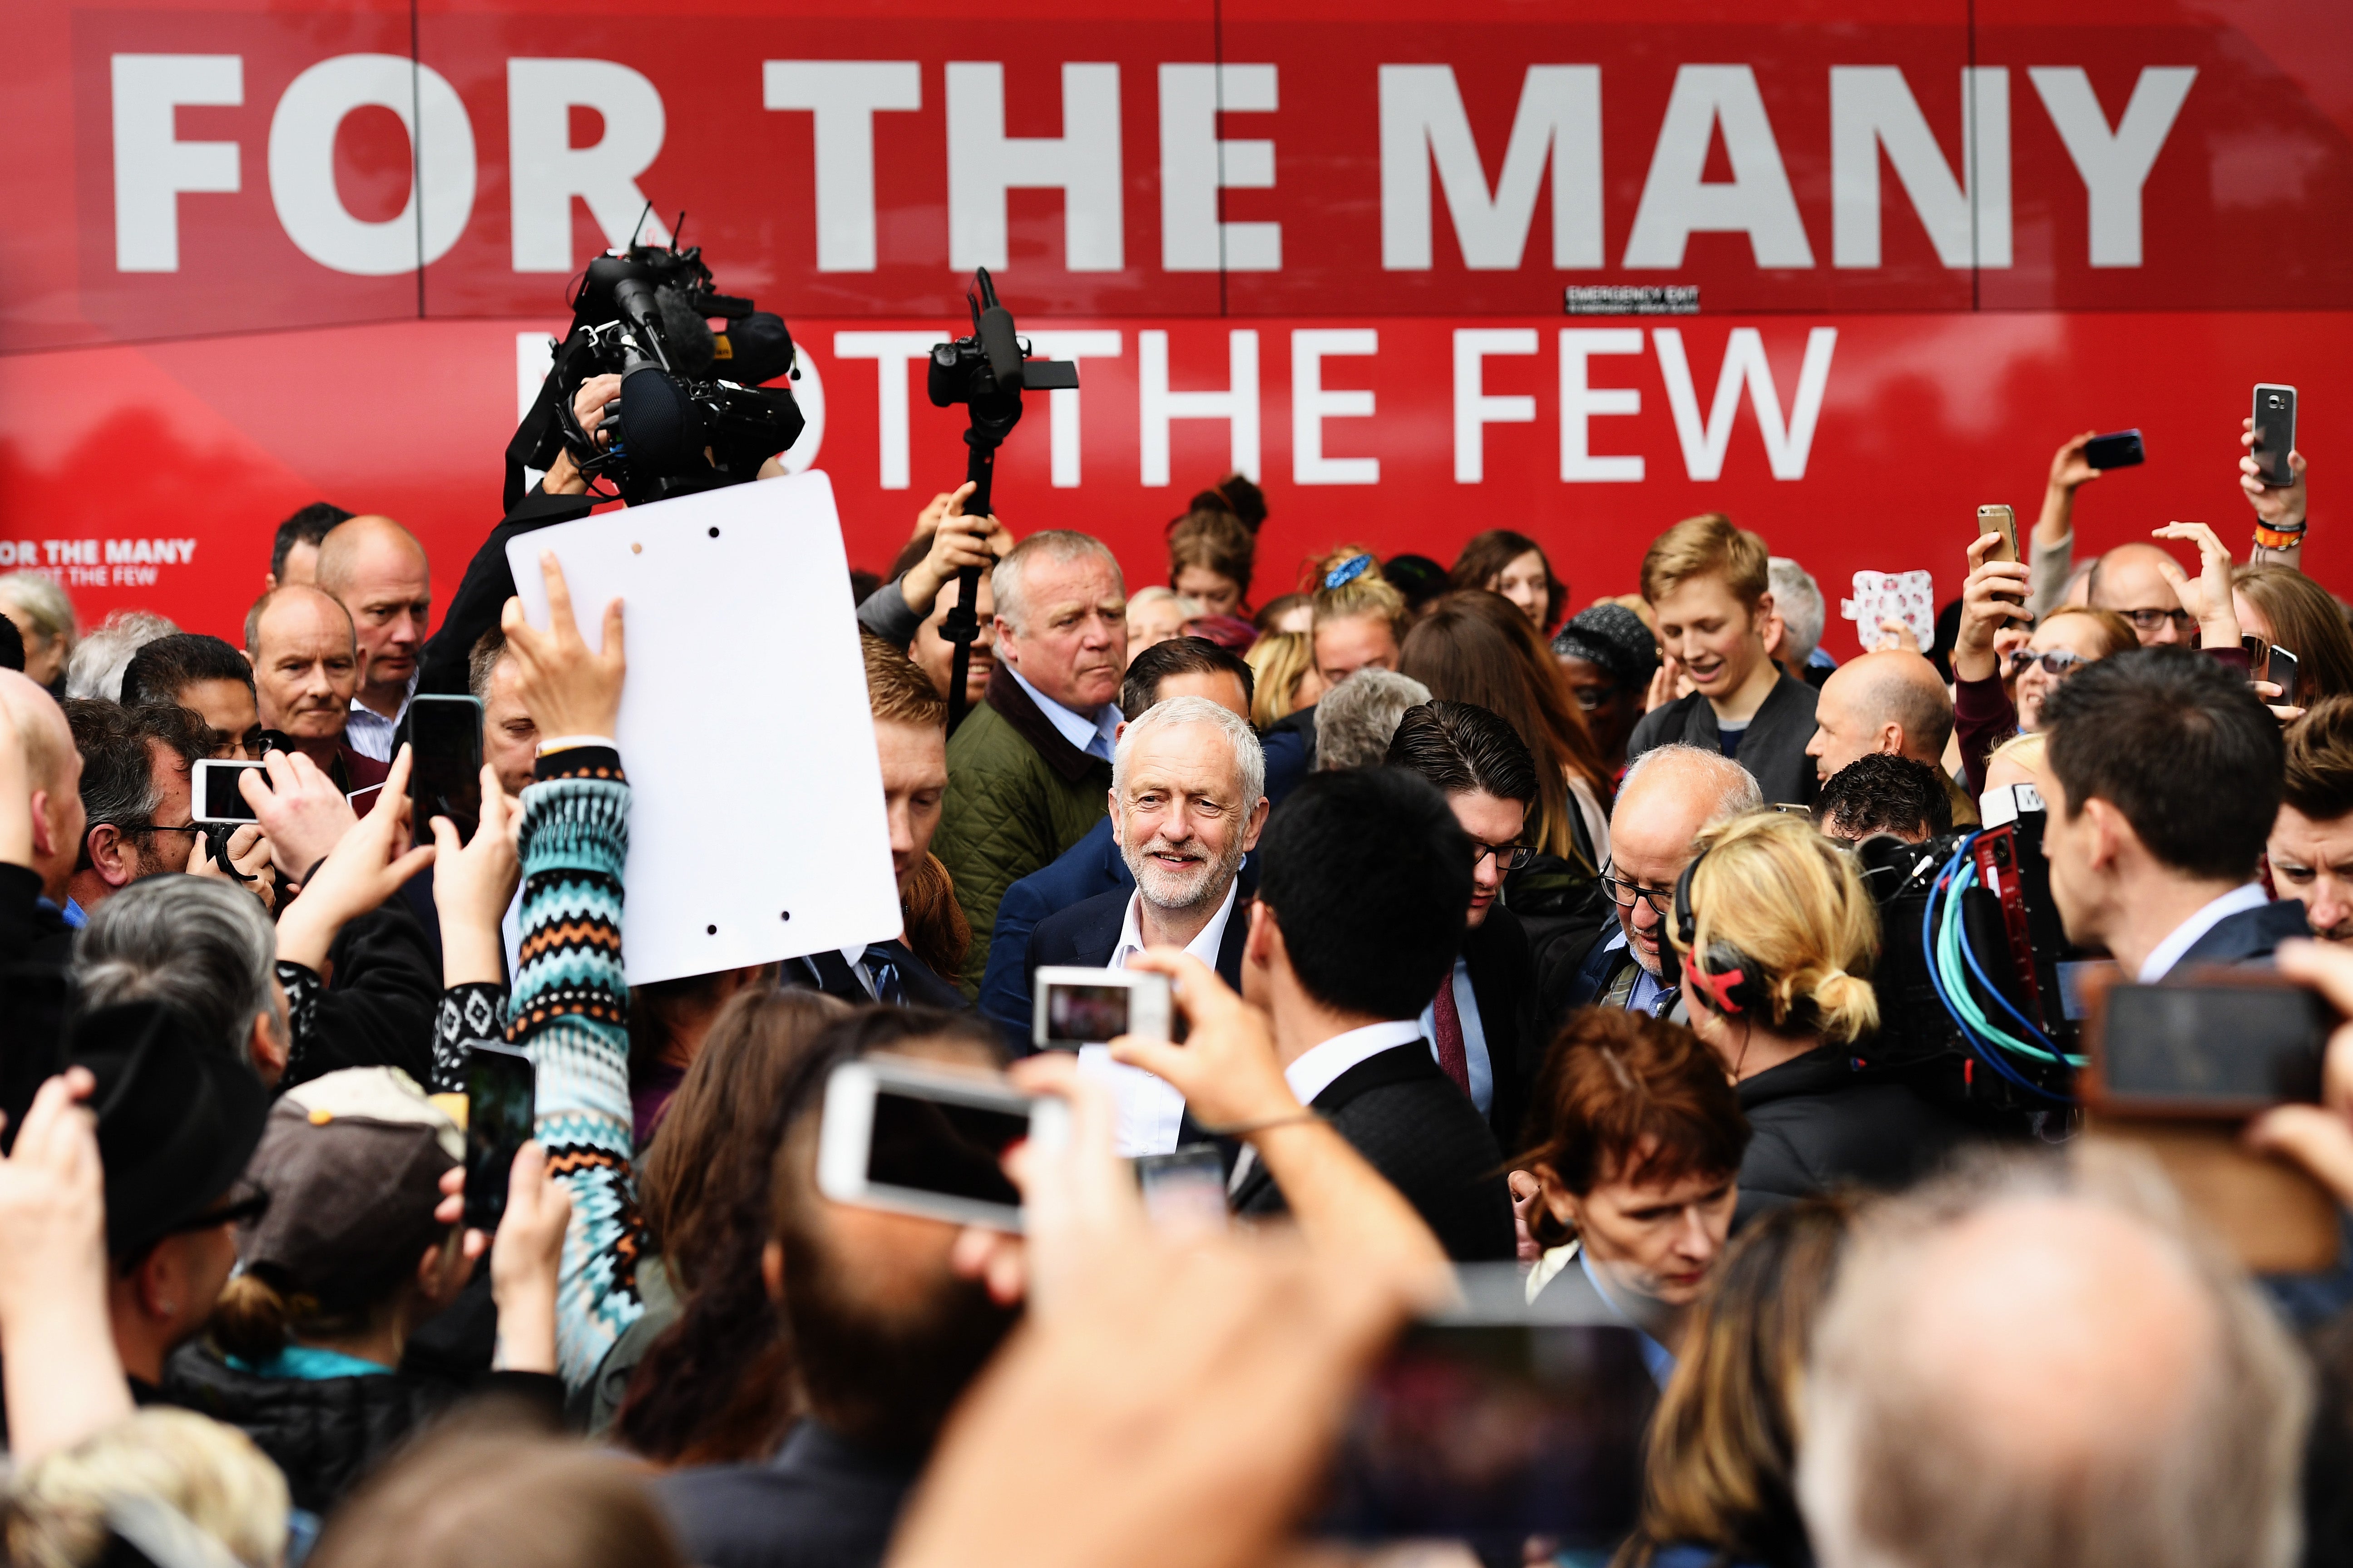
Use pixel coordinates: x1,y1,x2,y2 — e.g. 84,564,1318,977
1006,663,1120,760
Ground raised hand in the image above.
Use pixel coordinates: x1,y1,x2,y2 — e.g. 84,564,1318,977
432,767,520,987
2150,522,2241,648
501,552,625,743
242,747,360,889
275,745,435,971
1953,532,2032,683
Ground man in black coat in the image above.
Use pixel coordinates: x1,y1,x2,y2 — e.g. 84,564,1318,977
1210,767,1515,1262
2040,649,2311,980
1383,701,1550,1150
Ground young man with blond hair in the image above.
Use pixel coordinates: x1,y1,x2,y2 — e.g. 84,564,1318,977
1626,514,1821,806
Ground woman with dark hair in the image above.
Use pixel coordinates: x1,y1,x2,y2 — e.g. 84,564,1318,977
1164,473,1265,621
2235,562,2353,702
625,966,780,1145
1613,1194,1863,1568
1518,1007,1750,1371
1451,529,1565,633
1400,590,1612,873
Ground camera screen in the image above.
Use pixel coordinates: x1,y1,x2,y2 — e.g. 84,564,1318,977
867,1090,1028,1207
1320,1322,1651,1548
464,1046,536,1232
2103,986,2327,1108
199,763,264,823
1044,983,1132,1045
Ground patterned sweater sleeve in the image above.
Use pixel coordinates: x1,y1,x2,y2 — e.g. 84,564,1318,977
507,745,643,1389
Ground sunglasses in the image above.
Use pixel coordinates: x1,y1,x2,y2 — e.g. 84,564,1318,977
2002,648,2091,678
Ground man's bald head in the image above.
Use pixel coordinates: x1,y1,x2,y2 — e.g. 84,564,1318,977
1799,1154,2307,1568
1609,745,1765,974
245,584,354,661
2091,543,2192,646
313,517,431,703
1807,650,1953,784
312,515,425,597
0,667,86,900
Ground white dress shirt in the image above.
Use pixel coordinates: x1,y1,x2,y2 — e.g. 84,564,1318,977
1006,664,1120,761
2138,882,2272,981
345,670,421,763
1075,880,1241,1156
1228,1018,1427,1194
1416,956,1493,1116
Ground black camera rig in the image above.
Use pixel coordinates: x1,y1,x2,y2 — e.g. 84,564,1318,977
506,216,805,509
927,268,1078,730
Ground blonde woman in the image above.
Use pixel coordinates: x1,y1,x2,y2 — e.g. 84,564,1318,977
1668,811,1971,1225
1243,631,1322,728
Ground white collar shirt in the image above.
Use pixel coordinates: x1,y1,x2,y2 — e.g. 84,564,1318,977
2138,883,2271,981
344,669,420,763
1006,664,1120,762
1227,1018,1426,1195
1076,879,1241,1157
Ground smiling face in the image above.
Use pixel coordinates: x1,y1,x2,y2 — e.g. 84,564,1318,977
1111,719,1264,916
1651,574,1768,704
1486,548,1551,627
912,572,995,708
1543,1146,1737,1311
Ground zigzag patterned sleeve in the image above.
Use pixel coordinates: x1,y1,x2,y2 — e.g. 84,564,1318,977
507,745,643,1389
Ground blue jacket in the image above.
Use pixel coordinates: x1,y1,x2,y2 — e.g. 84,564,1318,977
977,817,1132,1046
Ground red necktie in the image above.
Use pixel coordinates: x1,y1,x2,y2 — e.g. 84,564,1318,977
1433,972,1469,1095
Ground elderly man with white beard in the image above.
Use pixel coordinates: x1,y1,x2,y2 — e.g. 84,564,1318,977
1024,695,1270,1154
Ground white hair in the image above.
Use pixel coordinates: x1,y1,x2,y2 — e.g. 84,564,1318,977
1112,694,1265,815
1769,557,1826,662
65,610,178,702
0,570,77,645
1620,742,1762,820
992,531,1123,635
1313,670,1432,771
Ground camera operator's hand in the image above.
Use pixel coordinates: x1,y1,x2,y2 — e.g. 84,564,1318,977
242,748,360,892
2240,416,2308,535
186,821,276,911
901,483,1016,618
574,373,622,450
275,746,435,971
2151,522,2242,649
2247,940,2353,1207
1953,532,2032,683
502,552,626,740
432,767,519,988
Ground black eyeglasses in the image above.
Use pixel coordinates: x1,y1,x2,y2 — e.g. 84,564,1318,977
123,821,203,840
1474,843,1534,871
2117,607,2195,635
2002,648,2091,678
156,1188,270,1238
1601,865,1672,916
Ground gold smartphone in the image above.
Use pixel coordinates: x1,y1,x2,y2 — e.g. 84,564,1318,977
1976,504,2019,564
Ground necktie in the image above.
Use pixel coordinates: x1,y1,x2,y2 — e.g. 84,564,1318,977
1432,971,1469,1094
862,949,907,1006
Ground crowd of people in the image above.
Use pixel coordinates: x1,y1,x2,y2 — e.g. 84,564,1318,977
6,387,2353,1568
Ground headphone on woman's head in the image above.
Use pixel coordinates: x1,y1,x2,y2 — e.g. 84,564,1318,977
1670,845,1770,1019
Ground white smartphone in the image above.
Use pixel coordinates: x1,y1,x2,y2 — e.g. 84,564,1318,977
815,1057,1068,1232
1031,966,1174,1051
191,759,268,823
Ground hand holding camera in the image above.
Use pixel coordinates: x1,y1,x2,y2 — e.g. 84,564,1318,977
1952,528,2033,683
1109,950,1299,1136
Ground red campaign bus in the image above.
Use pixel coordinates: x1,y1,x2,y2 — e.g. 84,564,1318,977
2,0,2347,649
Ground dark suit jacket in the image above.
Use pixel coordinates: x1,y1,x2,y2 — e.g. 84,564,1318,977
787,938,969,1013
1732,1046,1974,1229
1233,1042,1517,1262
1461,906,1542,1153
1624,671,1820,807
1267,703,1318,771
1021,879,1256,1076
977,816,1133,1043
2174,898,2310,969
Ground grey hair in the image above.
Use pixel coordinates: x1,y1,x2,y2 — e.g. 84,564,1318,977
75,876,280,1061
0,571,78,646
1797,1145,2309,1568
64,611,178,703
1113,695,1265,815
1314,670,1433,771
991,531,1123,635
1620,742,1763,820
1769,557,1826,663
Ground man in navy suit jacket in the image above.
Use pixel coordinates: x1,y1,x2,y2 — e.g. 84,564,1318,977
2039,650,2310,981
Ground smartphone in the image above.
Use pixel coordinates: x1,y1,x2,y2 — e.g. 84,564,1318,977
2087,976,2327,1117
815,1056,1069,1232
1032,966,1174,1051
2083,429,2145,470
191,759,267,824
462,1043,537,1233
1976,503,2019,565
2269,646,2300,708
1136,1144,1228,1235
405,694,484,847
2253,384,2298,488
1318,1265,1653,1552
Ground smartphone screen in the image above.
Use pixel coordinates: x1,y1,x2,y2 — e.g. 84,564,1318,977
1977,504,2018,565
193,759,266,823
867,1089,1028,1208
2253,385,2298,487
2098,983,2327,1115
1320,1320,1653,1550
407,694,484,846
463,1043,537,1232
1042,981,1132,1047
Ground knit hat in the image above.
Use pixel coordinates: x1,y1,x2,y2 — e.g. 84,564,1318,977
1552,604,1660,690
235,1068,461,1310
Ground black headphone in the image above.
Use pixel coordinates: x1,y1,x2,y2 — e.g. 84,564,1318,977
1668,845,1771,1019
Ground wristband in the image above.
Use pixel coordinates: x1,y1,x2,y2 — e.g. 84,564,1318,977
2254,523,2307,551
535,734,617,757
1200,1109,1324,1139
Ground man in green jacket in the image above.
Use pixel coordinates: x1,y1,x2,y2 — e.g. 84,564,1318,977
934,531,1128,994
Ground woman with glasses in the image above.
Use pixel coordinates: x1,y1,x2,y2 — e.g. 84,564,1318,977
2006,606,2136,731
